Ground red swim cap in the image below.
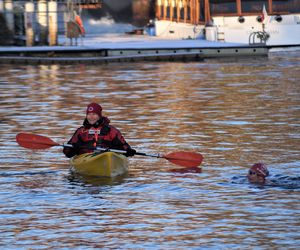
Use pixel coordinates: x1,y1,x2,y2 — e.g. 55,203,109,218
249,163,269,177
86,103,102,117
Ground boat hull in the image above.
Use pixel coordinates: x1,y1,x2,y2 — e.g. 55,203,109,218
70,152,129,177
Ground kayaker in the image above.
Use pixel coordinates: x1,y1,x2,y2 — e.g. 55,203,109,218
247,163,269,183
63,103,136,158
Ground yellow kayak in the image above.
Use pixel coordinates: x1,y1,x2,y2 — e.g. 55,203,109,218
70,151,129,177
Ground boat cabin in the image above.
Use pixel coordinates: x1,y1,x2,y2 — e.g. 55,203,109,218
156,0,300,25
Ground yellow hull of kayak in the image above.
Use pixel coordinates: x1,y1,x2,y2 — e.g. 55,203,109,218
70,152,129,177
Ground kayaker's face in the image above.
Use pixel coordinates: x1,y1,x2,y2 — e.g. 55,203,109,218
87,112,100,125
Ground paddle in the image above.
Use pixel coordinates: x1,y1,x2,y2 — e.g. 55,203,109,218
16,133,203,168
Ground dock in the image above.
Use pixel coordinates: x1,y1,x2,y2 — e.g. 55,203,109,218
0,34,268,64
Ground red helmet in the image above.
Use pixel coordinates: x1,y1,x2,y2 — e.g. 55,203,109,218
248,163,269,177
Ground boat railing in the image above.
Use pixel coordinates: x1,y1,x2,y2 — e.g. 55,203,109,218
248,31,270,45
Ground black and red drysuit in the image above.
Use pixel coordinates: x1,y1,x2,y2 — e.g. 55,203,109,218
63,116,135,158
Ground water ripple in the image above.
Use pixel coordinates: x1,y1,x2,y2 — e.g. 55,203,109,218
0,52,300,249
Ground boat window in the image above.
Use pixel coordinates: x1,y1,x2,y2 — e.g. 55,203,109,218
173,6,177,19
199,0,205,22
210,0,237,15
166,6,170,18
180,7,184,20
160,5,164,18
272,0,300,13
241,0,269,14
187,5,191,21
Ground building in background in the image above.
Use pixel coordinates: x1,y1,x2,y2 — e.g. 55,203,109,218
84,0,155,27
0,0,93,46
0,0,156,46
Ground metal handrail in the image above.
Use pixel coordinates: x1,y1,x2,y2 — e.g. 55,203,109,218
249,31,270,45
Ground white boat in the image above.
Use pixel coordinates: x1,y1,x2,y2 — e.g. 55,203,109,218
153,0,300,47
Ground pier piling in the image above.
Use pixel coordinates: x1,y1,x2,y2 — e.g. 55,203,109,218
25,2,35,47
4,0,14,33
37,0,48,45
48,1,58,46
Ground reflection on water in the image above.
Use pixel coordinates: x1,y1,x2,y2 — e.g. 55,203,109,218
67,172,130,187
0,51,300,248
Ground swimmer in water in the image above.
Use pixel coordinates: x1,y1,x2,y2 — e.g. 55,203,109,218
247,163,269,183
231,163,299,189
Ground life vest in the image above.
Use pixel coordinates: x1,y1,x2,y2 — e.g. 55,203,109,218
88,125,110,148
75,15,85,36
79,125,110,149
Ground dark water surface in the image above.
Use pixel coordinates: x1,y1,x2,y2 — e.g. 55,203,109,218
1,52,300,249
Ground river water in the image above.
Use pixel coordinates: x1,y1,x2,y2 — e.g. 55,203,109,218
0,51,300,249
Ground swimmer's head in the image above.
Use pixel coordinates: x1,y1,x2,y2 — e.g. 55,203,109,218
247,163,269,183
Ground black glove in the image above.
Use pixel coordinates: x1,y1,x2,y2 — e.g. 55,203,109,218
63,140,83,158
63,143,79,158
125,148,136,157
72,141,83,152
63,146,75,158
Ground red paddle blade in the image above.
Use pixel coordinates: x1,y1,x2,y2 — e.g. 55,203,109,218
16,133,59,150
163,151,203,167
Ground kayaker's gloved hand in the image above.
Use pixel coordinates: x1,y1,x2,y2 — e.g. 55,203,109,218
72,141,83,154
63,145,76,158
125,148,136,157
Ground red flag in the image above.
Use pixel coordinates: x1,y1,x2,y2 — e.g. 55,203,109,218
262,4,268,24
